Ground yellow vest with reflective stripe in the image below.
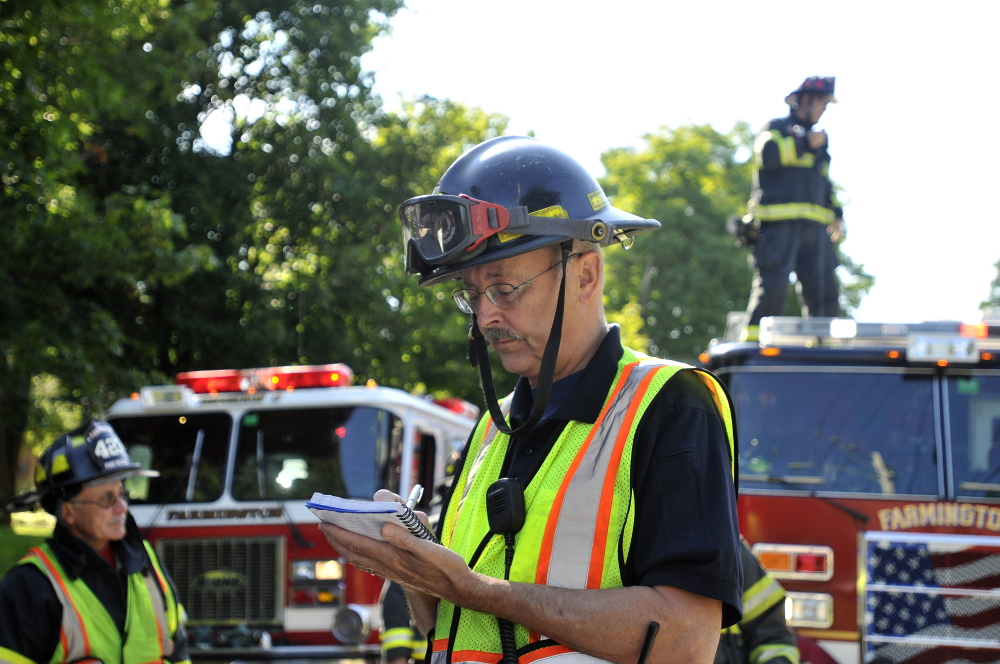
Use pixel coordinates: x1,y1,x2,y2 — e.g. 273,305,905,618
17,542,182,664
433,347,735,664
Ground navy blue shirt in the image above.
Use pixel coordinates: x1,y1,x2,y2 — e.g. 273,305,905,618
450,325,743,627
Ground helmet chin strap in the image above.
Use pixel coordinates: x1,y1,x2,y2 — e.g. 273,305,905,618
467,242,572,436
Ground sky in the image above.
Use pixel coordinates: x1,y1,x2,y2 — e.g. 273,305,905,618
361,0,1000,324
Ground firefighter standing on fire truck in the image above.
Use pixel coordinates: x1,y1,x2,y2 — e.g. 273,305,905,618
0,420,191,664
742,76,845,341
320,135,742,664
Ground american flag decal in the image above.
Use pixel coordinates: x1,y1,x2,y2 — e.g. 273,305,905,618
863,532,1000,664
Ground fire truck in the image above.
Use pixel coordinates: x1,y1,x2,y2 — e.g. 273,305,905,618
103,363,478,662
701,315,1000,664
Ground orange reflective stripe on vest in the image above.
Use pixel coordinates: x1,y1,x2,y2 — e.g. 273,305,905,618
24,547,91,662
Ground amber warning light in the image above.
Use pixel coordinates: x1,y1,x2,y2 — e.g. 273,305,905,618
176,363,353,394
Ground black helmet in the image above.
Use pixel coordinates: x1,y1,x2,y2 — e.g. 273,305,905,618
401,135,659,286
785,76,837,106
7,419,158,514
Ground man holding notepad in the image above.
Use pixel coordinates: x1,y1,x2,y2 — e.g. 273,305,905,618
318,136,742,664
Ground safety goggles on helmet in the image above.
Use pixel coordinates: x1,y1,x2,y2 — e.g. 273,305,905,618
399,194,511,266
399,194,617,271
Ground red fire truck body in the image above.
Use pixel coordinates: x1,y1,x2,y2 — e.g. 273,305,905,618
104,364,478,662
703,316,1000,664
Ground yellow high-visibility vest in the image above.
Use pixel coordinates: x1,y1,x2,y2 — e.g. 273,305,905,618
432,347,734,664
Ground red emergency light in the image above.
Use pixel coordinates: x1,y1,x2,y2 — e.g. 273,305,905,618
254,364,353,391
176,369,244,394
176,364,353,394
960,323,988,339
433,397,481,420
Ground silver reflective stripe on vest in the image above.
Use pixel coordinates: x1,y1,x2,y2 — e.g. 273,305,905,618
540,652,614,664
545,360,676,589
141,569,174,657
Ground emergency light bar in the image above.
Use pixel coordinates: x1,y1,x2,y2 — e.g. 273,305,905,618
432,396,481,420
176,363,354,394
756,317,1000,364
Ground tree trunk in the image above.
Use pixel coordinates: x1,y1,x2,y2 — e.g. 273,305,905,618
0,354,31,525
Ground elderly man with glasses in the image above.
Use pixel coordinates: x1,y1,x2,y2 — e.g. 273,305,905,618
320,136,743,664
0,419,190,664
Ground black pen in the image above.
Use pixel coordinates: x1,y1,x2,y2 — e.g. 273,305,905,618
637,621,659,664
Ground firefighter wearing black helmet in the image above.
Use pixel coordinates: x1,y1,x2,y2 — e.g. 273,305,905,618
742,76,845,340
0,420,191,664
320,136,743,664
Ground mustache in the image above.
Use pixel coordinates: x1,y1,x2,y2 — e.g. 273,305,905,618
483,327,525,343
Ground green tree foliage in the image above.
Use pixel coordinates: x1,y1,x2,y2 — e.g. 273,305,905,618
600,124,756,361
0,0,444,516
1,0,510,514
982,259,1000,310
366,97,512,400
1,0,221,514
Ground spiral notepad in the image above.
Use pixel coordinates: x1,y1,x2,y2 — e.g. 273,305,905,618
306,492,439,544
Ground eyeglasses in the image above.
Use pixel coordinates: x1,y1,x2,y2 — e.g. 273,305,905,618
71,490,130,509
452,253,583,314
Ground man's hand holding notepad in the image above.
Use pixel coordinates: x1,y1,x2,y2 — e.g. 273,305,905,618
306,490,439,544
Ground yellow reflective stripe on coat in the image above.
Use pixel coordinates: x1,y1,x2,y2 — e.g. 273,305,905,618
750,643,800,664
754,131,814,168
756,202,836,224
741,574,785,624
382,626,427,658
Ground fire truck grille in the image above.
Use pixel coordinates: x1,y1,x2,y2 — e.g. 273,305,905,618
863,532,1000,664
159,537,282,626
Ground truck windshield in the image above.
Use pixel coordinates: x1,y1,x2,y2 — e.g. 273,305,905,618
109,413,231,504
946,371,1000,499
728,368,939,496
232,406,401,501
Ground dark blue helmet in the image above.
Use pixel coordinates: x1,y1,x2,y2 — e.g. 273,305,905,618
7,419,158,514
405,136,659,286
786,76,837,106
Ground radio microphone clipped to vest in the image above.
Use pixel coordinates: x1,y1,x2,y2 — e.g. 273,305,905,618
486,478,525,664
